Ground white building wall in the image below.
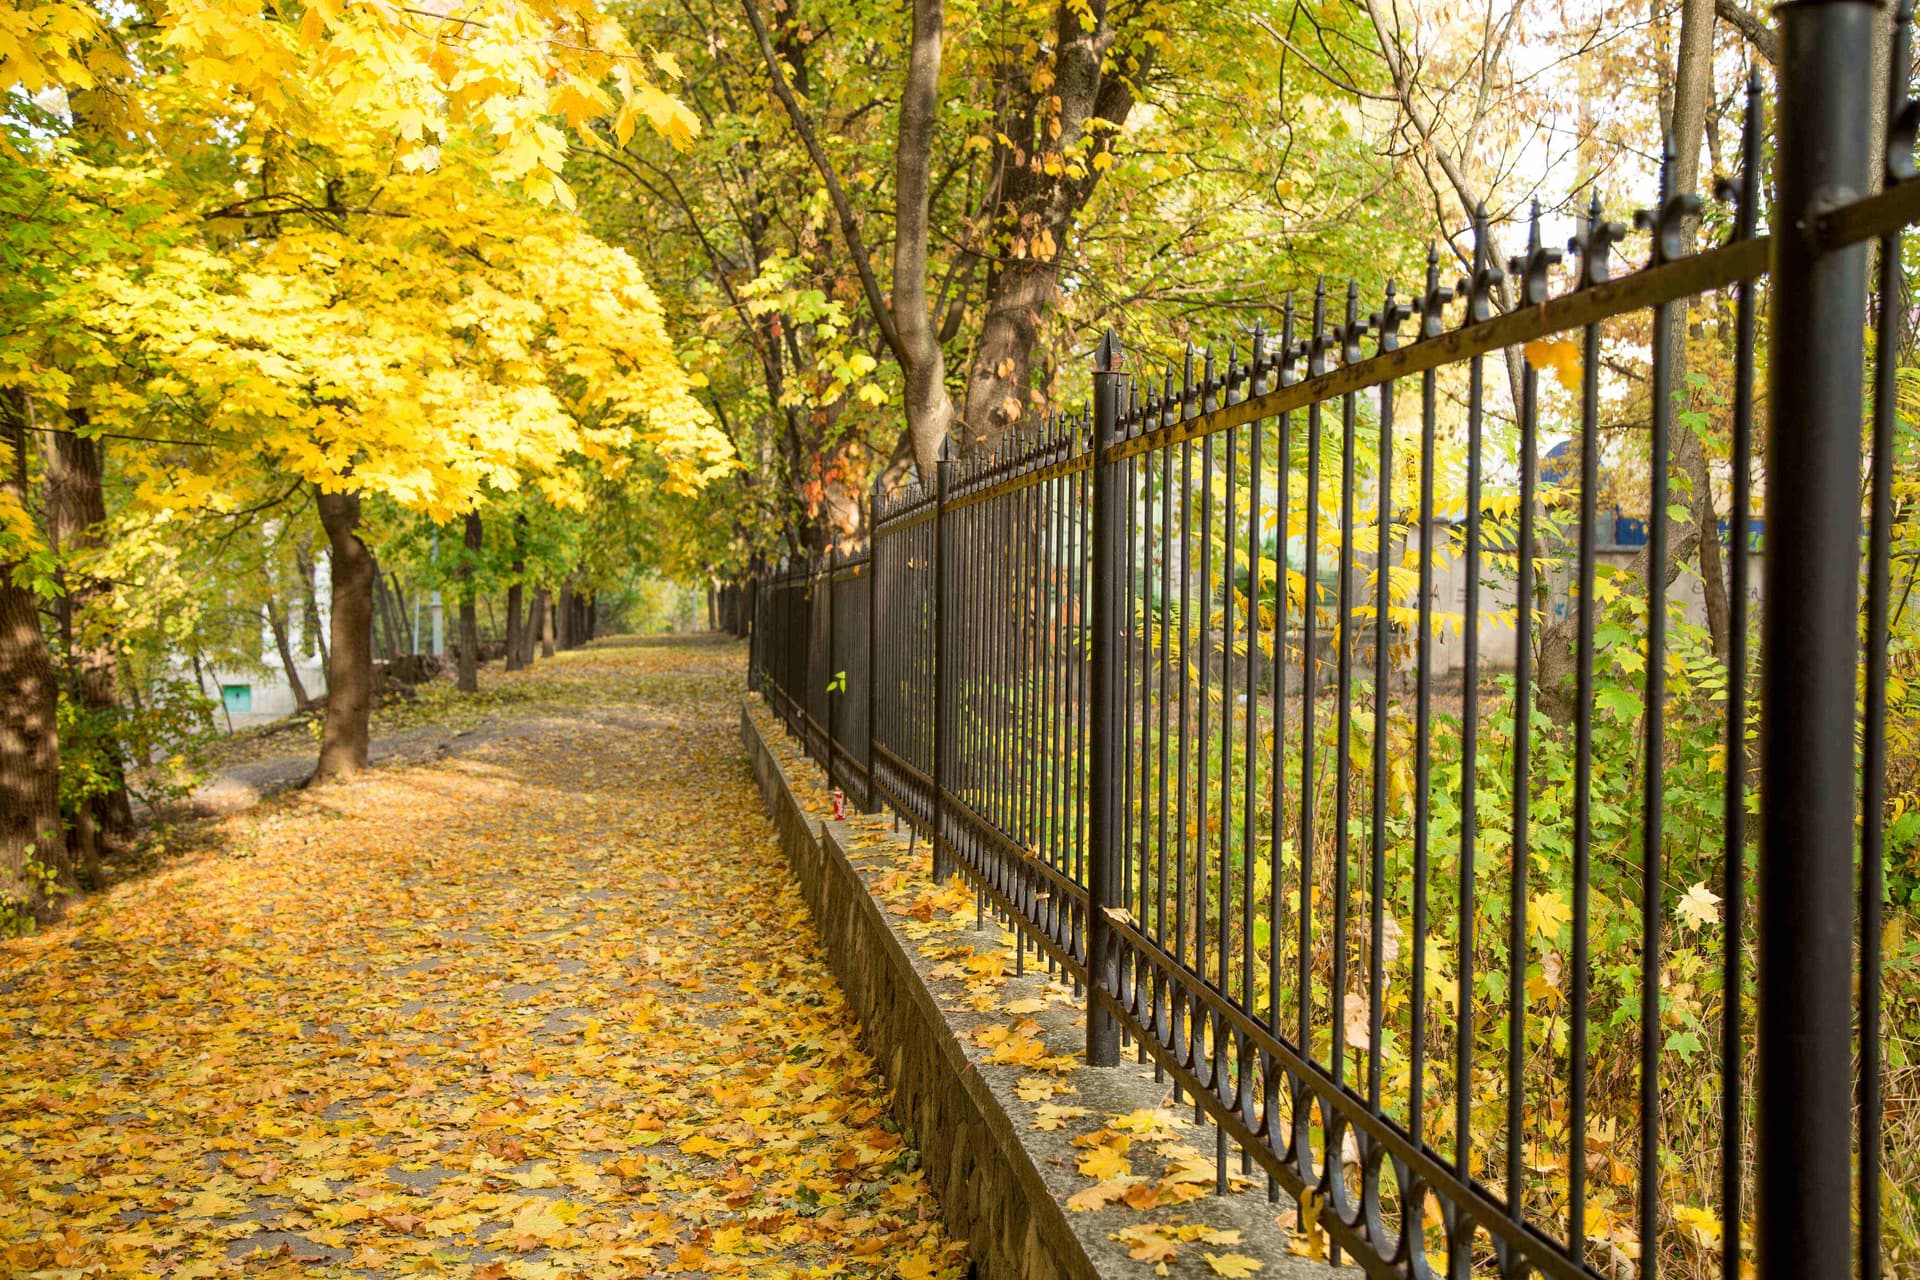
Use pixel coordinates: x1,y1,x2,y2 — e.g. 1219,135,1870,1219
184,553,334,732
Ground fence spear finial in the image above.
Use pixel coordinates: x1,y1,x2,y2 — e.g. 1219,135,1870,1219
1373,279,1407,354
1417,247,1450,340
1572,188,1623,288
1279,293,1297,387
1512,199,1562,306
1341,278,1368,364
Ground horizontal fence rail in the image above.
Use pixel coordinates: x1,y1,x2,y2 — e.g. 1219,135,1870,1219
750,19,1913,1280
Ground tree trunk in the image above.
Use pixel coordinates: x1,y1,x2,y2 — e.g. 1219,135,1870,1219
1665,0,1732,663
744,0,954,484
538,588,555,658
557,579,575,650
0,398,64,919
707,582,718,633
39,417,132,866
1539,0,1728,721
313,488,375,783
381,571,407,656
505,515,527,671
387,572,412,654
505,584,524,669
956,7,1144,456
457,512,481,692
296,534,325,666
265,597,312,711
960,259,1057,452
370,569,398,659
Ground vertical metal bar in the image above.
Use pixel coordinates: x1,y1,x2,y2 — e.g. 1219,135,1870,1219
1177,427,1193,1071
1239,342,1260,1181
1198,350,1214,1017
1244,341,1263,1023
961,483,975,832
1217,351,1239,1189
992,456,1007,840
1370,285,1402,1113
1222,376,1239,1006
1007,445,1021,845
1267,303,1295,1206
1122,439,1137,921
1862,11,1911,1275
1721,71,1762,1280
1567,192,1614,1264
970,470,984,835
1458,207,1494,1180
826,553,837,785
1078,435,1091,913
1639,146,1678,1280
1299,280,1326,1058
1061,445,1074,943
1762,7,1875,1279
1043,433,1059,885
1333,281,1361,1085
934,441,954,881
868,488,880,812
1509,233,1540,1224
1508,205,1557,1226
1088,333,1126,1067
1413,251,1444,1149
1128,435,1144,948
1020,451,1035,968
1123,430,1138,951
1158,439,1175,1020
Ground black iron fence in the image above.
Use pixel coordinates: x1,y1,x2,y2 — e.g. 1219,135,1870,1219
750,12,1916,1279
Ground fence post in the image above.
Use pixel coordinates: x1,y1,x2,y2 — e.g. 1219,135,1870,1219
867,483,880,814
1761,9,1875,1279
746,558,760,692
824,549,837,793
1086,331,1124,1067
790,560,802,736
933,437,956,881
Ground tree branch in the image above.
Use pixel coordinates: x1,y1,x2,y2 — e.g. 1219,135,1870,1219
1715,0,1778,65
739,0,906,367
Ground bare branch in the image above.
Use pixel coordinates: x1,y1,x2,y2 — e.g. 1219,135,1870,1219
1715,0,1778,65
739,0,906,367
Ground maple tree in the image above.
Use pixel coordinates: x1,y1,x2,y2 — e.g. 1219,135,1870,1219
0,1,728,919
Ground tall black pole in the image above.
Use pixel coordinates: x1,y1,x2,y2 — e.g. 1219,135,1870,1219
1761,6,1876,1278
746,556,760,692
933,438,955,881
1086,331,1125,1067
824,549,838,794
866,484,880,813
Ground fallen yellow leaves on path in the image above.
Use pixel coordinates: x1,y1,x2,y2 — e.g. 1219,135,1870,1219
1,638,962,1279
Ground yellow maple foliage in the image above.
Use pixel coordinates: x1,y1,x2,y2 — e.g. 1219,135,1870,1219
74,142,729,524
5,0,701,203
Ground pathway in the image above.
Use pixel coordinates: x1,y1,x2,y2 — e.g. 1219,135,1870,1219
0,637,959,1279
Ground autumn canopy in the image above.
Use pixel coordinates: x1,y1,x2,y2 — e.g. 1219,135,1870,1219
0,1,736,912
